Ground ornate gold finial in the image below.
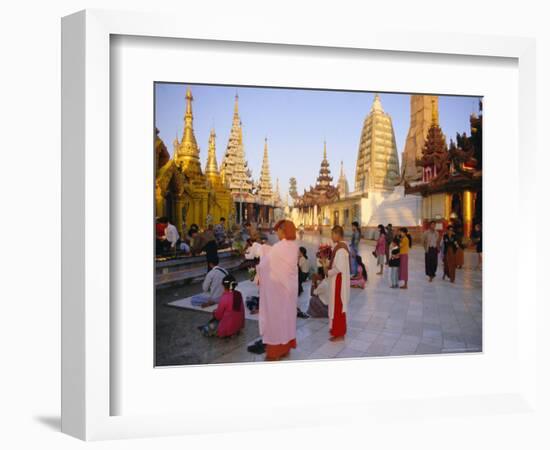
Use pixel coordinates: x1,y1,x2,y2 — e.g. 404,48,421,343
205,128,219,175
431,96,438,126
234,91,239,115
371,93,383,113
323,140,327,160
185,87,193,115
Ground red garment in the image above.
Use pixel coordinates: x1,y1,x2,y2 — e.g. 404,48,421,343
266,339,297,360
156,222,167,238
330,273,347,337
213,291,245,338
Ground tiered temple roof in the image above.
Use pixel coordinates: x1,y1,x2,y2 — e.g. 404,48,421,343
405,98,481,196
354,94,400,192
294,142,340,207
219,94,255,201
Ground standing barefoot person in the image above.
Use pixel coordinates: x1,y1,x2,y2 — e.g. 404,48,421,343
321,225,351,342
443,226,458,283
422,220,441,282
398,227,411,289
257,220,299,361
349,221,361,276
375,224,386,275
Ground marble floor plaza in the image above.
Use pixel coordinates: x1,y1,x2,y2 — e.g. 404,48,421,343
207,233,482,364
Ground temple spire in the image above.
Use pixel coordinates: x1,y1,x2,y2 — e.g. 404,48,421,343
323,140,327,160
371,93,384,113
174,87,203,178
205,129,219,175
258,137,273,203
234,92,239,115
431,96,439,126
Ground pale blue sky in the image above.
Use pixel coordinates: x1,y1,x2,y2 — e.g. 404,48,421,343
155,83,481,198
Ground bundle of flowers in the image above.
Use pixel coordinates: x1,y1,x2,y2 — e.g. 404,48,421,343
248,266,257,281
316,244,333,261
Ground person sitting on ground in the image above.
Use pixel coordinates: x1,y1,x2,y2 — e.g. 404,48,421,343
306,266,329,318
190,258,229,307
199,274,245,338
350,255,367,289
298,246,310,296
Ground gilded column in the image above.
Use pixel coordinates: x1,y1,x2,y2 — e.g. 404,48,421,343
463,190,473,238
444,193,452,222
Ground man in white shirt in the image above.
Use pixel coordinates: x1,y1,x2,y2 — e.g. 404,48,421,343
164,220,180,249
190,258,229,307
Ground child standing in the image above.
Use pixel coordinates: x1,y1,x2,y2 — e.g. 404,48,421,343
389,237,400,288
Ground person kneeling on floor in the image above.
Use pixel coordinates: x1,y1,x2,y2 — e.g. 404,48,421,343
199,274,245,338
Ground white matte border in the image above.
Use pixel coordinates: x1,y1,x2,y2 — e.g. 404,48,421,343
61,9,538,441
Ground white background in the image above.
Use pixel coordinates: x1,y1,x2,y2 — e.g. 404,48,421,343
1,0,549,449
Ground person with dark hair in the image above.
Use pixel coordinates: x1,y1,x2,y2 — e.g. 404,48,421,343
199,274,245,338
155,217,170,254
351,255,367,289
375,224,386,275
189,226,219,272
320,225,350,341
388,237,400,288
349,221,361,276
443,226,459,283
422,220,441,282
190,257,228,307
398,227,410,289
385,224,394,265
297,246,310,296
257,219,299,361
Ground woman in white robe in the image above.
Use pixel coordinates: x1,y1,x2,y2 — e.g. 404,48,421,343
256,220,299,361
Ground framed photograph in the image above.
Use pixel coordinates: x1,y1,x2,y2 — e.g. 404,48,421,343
62,9,538,440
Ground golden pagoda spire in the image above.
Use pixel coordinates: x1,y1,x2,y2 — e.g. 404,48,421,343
323,140,327,160
205,128,219,176
234,92,239,115
371,93,384,113
174,87,203,177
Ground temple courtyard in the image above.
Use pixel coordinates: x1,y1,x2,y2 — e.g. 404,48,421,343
155,233,482,366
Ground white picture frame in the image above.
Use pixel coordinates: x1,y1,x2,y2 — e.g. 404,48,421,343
61,9,538,441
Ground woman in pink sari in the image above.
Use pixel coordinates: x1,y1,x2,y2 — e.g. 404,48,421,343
257,220,299,361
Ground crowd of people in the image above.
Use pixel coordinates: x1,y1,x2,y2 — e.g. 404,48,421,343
184,216,482,361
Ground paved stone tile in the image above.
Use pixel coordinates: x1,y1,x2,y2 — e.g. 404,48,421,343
415,342,442,355
336,348,365,359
